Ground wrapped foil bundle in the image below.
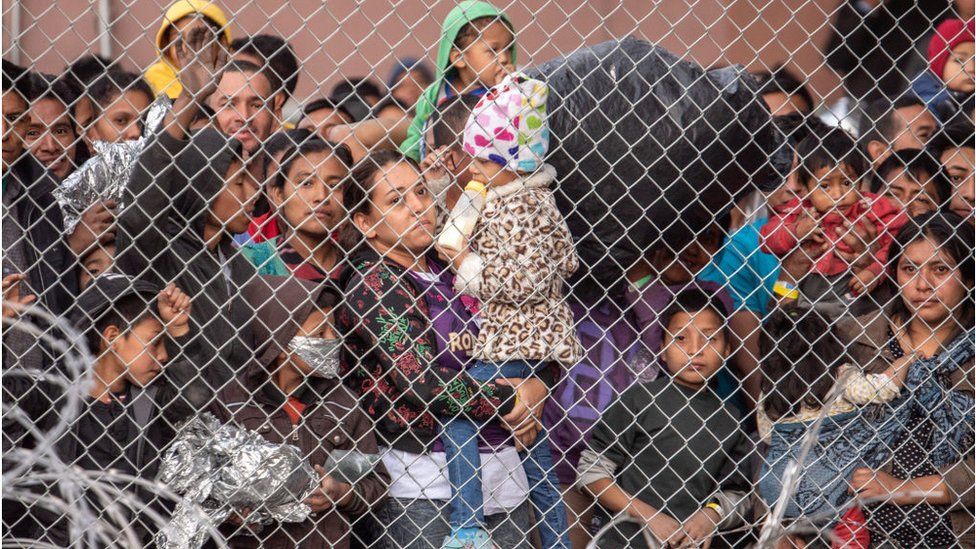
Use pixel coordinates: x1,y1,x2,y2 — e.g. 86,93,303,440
54,96,169,234
155,413,317,549
324,449,381,485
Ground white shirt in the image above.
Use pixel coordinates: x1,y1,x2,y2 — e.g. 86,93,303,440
381,447,530,515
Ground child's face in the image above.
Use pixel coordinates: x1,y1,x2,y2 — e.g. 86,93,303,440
453,21,515,89
88,90,152,143
941,145,975,223
209,159,260,234
111,316,168,387
806,165,860,213
943,41,975,94
79,244,116,290
271,150,347,236
662,309,729,389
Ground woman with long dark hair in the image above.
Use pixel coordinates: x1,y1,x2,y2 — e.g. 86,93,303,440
838,211,974,547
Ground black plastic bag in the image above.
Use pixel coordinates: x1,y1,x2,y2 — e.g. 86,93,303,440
528,37,790,298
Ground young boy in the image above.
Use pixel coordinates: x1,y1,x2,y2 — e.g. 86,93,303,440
443,73,578,549
16,274,199,545
401,0,516,161
760,129,907,298
85,70,154,143
578,289,752,549
117,24,259,400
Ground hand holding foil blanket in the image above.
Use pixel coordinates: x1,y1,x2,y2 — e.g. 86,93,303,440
154,412,318,549
53,97,169,234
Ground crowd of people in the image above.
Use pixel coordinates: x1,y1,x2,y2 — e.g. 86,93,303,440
2,0,975,547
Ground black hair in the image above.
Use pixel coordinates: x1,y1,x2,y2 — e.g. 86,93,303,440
263,128,314,159
344,148,418,216
871,148,951,203
928,118,976,160
330,78,382,101
660,288,731,340
84,292,158,354
796,127,868,188
884,211,975,328
760,306,846,421
271,137,353,191
231,34,299,99
303,97,353,122
753,64,814,113
329,78,383,122
772,112,833,151
223,60,281,100
429,93,482,149
64,55,118,92
88,70,154,111
26,75,79,124
2,60,30,99
454,15,513,50
858,95,928,146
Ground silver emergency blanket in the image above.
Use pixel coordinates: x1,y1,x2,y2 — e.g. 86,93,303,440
155,412,317,549
53,96,169,233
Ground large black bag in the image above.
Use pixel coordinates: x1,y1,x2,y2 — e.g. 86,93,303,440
528,37,790,298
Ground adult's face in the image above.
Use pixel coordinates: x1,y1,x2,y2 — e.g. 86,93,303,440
209,159,260,234
88,90,152,143
25,98,77,179
941,146,975,223
2,90,28,171
210,70,275,153
270,150,347,237
889,105,937,152
391,69,431,107
895,237,969,327
353,161,436,257
881,168,941,218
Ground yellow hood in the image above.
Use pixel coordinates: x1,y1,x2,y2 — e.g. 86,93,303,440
154,0,231,54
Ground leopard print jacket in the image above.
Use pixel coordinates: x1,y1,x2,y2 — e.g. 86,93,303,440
455,164,584,366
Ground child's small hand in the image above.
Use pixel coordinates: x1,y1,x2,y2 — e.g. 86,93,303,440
848,268,881,297
305,464,352,512
420,146,449,183
675,507,720,547
792,207,822,242
643,512,683,546
158,284,192,338
2,274,36,319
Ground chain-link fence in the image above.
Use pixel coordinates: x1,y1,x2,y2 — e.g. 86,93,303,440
2,0,974,547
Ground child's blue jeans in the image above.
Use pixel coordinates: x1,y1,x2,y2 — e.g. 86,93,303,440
442,360,571,548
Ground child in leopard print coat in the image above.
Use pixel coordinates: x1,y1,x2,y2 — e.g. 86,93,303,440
437,73,580,549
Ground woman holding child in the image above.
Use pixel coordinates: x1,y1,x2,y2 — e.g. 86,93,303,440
336,149,545,548
838,212,974,547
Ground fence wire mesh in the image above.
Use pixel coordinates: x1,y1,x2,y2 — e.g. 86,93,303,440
1,0,974,548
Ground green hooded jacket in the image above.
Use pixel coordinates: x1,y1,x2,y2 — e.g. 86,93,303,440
399,0,515,161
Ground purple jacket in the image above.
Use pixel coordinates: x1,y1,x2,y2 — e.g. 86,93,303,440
543,299,640,485
408,260,512,451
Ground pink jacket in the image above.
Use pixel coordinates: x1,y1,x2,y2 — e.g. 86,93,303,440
760,193,908,277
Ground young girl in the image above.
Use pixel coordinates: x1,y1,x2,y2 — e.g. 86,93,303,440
243,138,353,281
757,305,974,546
212,275,388,549
440,73,579,548
760,129,907,299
